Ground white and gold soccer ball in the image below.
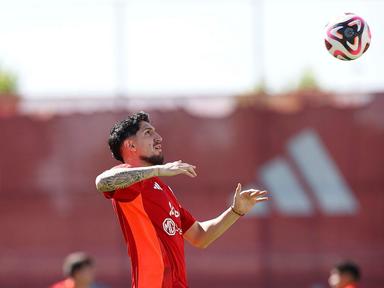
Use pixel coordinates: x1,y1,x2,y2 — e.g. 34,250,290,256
324,13,371,61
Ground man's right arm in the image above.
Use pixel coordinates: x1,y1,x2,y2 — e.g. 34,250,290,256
95,160,197,192
95,166,158,192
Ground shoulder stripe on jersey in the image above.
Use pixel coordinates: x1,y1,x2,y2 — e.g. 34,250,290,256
118,195,165,288
113,200,139,286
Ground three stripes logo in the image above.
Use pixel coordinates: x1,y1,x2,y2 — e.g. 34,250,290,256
248,129,359,217
153,182,163,191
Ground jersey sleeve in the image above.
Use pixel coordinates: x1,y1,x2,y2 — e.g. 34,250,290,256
101,163,142,201
103,181,142,201
180,205,196,233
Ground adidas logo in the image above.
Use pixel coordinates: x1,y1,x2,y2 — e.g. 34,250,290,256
154,182,163,190
246,129,359,217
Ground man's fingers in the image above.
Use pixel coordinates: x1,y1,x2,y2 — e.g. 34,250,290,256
168,161,196,170
181,169,196,178
188,167,197,177
235,183,241,196
249,190,267,197
161,161,198,178
178,163,196,169
240,190,261,196
185,167,197,177
255,197,269,202
178,164,197,177
240,190,269,203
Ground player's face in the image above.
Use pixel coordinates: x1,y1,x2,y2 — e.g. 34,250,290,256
328,270,348,288
133,121,164,165
73,266,94,285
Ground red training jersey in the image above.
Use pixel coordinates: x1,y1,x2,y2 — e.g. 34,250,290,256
49,279,74,288
103,165,196,288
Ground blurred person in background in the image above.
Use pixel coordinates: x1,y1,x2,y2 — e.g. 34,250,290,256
95,111,269,288
50,252,103,288
328,261,361,288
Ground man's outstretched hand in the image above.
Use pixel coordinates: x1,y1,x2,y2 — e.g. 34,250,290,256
231,183,269,216
183,182,270,249
157,160,197,178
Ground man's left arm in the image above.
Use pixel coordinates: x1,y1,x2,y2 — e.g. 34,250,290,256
183,183,269,249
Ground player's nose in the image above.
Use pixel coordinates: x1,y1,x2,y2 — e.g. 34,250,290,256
154,132,162,143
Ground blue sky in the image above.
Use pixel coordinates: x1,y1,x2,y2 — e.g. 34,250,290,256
0,0,383,98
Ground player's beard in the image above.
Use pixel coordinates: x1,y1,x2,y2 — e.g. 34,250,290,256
140,154,164,165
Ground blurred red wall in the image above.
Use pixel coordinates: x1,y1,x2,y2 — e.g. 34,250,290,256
0,97,383,288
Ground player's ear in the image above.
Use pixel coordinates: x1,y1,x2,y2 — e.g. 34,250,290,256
123,139,136,151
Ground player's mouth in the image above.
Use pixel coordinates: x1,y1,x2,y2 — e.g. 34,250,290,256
154,144,162,152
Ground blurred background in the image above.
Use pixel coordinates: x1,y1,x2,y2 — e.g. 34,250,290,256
0,0,383,287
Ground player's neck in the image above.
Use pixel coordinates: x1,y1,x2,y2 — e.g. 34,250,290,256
73,279,91,288
123,157,151,168
74,283,91,288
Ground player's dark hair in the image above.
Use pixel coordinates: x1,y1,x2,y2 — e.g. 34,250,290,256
335,261,361,282
63,252,93,278
108,111,150,162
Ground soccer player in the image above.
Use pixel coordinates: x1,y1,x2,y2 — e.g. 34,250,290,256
95,111,269,288
50,252,95,288
328,261,361,288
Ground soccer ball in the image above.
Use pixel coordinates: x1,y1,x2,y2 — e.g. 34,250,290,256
324,13,371,61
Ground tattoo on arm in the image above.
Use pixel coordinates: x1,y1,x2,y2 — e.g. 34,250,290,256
95,167,157,192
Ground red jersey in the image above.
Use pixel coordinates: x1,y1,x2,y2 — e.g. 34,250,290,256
103,166,196,288
49,279,74,288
